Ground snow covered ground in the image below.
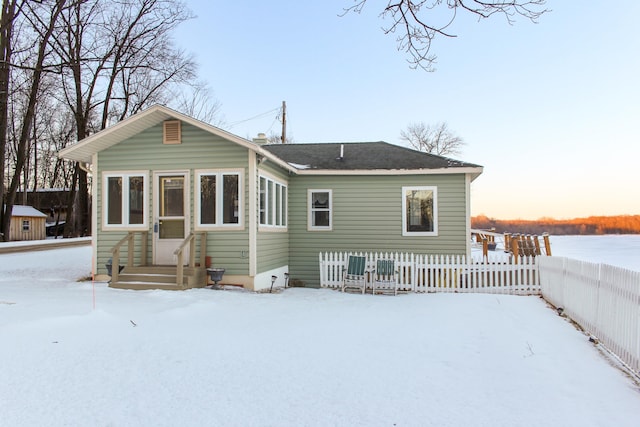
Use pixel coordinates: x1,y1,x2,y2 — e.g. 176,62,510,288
1,244,639,426
550,234,640,272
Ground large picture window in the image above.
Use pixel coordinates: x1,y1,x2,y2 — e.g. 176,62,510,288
402,186,437,236
259,175,287,229
103,172,148,229
308,189,332,231
196,170,242,229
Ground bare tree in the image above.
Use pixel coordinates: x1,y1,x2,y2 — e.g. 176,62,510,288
1,0,201,239
34,97,76,189
343,0,548,71
0,0,18,240
1,0,70,241
267,131,294,145
400,121,464,156
173,81,224,126
50,0,196,236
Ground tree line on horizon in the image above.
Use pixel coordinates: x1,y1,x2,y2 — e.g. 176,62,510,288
472,215,640,236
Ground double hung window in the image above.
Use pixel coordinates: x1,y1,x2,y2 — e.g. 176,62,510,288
402,186,438,236
259,175,287,228
103,172,148,229
308,189,332,231
196,170,242,228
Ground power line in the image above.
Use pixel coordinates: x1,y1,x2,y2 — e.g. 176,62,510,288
227,107,280,129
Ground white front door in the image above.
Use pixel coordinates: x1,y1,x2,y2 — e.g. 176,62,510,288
153,171,189,265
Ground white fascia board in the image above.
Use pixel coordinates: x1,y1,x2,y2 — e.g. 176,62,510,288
291,167,484,178
58,105,168,162
58,104,275,164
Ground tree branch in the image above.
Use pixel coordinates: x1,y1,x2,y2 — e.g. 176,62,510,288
343,0,548,71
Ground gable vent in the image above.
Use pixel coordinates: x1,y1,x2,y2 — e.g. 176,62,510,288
163,120,181,144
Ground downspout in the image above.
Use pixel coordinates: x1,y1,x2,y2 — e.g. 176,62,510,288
78,161,92,175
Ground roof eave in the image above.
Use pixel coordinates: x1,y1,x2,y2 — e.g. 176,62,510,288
290,166,484,177
256,149,299,174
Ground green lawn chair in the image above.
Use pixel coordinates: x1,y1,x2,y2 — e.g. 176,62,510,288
372,259,398,295
342,255,368,294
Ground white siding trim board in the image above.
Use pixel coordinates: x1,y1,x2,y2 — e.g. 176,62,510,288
291,168,483,179
249,152,257,277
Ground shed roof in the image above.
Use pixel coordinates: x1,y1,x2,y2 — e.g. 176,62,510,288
262,142,483,179
11,205,47,218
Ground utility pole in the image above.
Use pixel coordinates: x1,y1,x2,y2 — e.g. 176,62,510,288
280,100,286,144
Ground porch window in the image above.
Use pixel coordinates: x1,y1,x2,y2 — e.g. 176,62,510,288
200,175,216,224
308,189,332,231
223,174,239,224
196,170,242,229
259,174,287,229
402,186,438,236
103,172,148,229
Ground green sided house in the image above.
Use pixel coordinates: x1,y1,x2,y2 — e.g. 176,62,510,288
58,105,483,291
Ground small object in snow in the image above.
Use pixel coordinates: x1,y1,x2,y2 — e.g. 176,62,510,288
556,307,564,316
130,320,137,327
589,336,599,345
52,341,58,344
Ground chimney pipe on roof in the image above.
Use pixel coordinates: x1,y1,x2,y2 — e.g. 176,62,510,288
338,144,344,160
253,132,268,145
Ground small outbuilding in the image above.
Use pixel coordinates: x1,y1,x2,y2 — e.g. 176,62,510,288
7,205,47,241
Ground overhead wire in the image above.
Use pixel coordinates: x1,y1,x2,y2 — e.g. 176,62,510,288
227,107,281,129
266,116,279,134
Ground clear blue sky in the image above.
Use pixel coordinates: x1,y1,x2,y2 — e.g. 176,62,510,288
174,1,640,220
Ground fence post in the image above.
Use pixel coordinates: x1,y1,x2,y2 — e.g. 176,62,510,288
533,235,541,256
511,237,520,264
411,252,416,292
482,238,488,261
543,233,551,255
319,252,324,287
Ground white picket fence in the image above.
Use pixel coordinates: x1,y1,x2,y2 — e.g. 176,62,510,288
319,252,540,295
538,256,640,376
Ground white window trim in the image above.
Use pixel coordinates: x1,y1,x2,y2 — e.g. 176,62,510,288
259,173,288,231
402,185,438,237
195,169,244,230
308,189,332,231
102,171,149,231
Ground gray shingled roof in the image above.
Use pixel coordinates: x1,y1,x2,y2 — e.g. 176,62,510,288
261,141,481,171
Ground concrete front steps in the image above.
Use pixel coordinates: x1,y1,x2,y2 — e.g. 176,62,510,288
109,265,208,290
